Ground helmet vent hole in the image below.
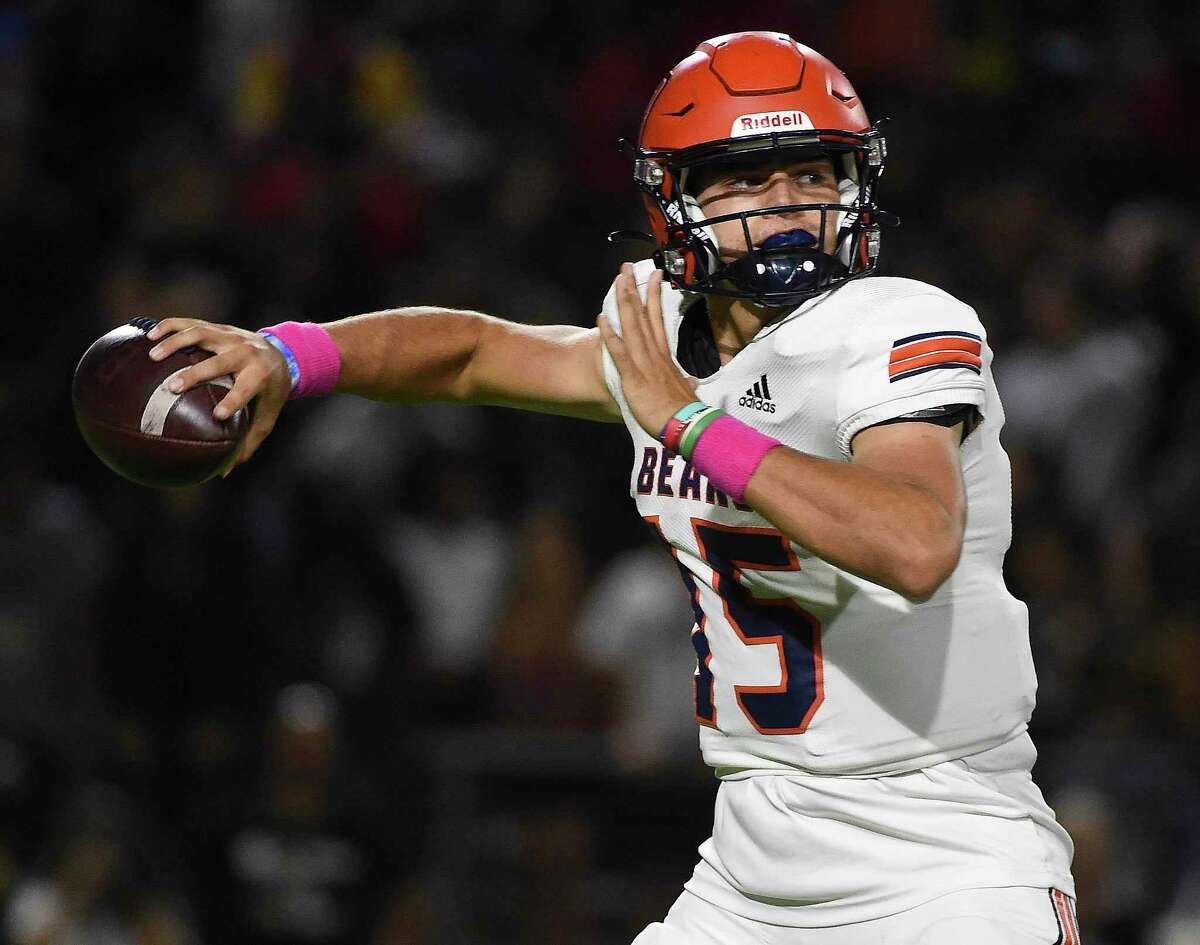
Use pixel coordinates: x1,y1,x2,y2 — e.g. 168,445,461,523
665,102,695,117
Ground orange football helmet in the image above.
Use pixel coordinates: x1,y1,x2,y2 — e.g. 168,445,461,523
618,32,895,306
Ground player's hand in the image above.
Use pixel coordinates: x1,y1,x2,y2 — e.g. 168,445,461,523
145,317,291,469
597,264,698,438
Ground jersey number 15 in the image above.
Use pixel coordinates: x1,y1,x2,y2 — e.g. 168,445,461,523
654,518,824,736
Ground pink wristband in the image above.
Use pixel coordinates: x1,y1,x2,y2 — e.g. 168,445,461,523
260,321,341,398
689,414,781,504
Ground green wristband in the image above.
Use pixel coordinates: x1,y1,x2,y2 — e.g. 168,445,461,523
679,407,726,461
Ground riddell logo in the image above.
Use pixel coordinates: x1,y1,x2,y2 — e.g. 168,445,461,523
731,110,814,138
738,375,777,413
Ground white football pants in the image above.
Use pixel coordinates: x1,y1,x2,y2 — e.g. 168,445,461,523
631,885,1081,945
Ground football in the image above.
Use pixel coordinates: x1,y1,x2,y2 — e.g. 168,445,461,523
72,317,252,487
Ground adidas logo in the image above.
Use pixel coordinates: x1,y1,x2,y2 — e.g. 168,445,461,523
738,374,777,414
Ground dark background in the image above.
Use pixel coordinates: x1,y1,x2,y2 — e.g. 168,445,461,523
3,1,1200,943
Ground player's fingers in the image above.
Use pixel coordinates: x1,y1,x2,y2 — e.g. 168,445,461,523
596,311,623,353
165,348,244,396
234,399,282,467
212,362,268,420
608,275,629,341
148,323,237,361
596,313,633,371
644,269,670,352
228,367,290,469
615,267,653,367
145,317,200,340
625,272,670,375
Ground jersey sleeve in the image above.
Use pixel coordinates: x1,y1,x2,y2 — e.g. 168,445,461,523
599,278,624,404
834,292,988,458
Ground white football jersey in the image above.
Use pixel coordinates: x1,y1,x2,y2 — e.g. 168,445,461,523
601,260,1037,778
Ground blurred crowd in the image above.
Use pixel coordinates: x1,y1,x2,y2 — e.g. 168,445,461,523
3,1,1200,943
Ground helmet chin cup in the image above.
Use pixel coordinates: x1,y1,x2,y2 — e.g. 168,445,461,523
718,229,848,300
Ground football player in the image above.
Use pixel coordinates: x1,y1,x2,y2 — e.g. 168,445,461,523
145,32,1081,945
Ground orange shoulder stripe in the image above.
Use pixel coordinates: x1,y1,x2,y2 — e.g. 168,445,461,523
888,349,983,376
890,336,982,361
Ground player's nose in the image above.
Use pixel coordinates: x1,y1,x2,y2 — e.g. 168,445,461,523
751,174,826,247
758,176,824,228
761,171,810,205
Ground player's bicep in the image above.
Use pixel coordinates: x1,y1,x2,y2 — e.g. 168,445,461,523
462,320,622,422
849,420,966,526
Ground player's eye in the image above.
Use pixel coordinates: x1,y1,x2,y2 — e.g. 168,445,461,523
722,173,763,191
792,169,832,186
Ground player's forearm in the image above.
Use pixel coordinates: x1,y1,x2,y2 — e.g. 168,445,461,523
744,447,963,601
325,307,489,403
324,308,618,421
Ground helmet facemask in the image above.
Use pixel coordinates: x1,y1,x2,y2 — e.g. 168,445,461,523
629,131,895,309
